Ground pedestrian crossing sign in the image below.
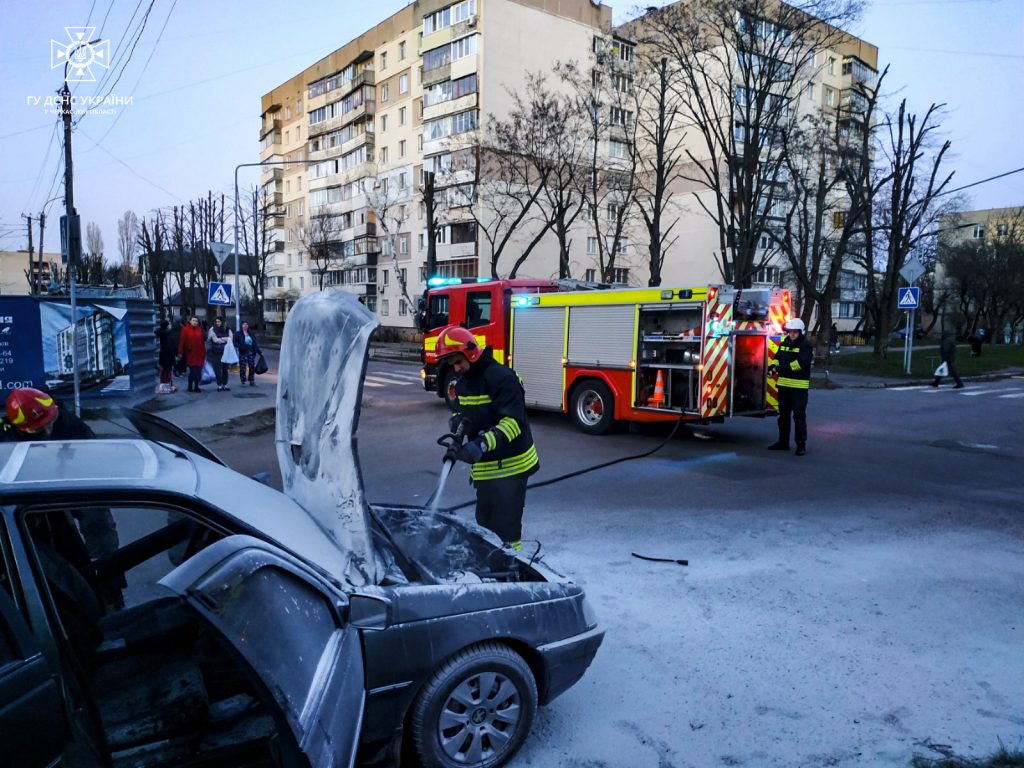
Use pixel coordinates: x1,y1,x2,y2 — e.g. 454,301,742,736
897,287,920,309
209,281,233,306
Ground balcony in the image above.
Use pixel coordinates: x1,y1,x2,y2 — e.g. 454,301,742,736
841,57,878,90
422,63,451,88
260,118,282,141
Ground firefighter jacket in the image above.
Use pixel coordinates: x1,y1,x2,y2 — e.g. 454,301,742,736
453,348,539,483
770,333,813,390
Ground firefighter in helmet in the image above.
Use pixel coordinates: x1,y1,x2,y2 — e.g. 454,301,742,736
435,326,539,552
768,318,813,456
3,388,121,604
3,387,95,440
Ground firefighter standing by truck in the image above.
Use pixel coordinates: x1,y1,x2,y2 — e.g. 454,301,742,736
435,326,540,552
768,318,813,456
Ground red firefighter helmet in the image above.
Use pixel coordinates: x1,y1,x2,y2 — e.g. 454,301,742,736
6,387,58,433
435,325,483,363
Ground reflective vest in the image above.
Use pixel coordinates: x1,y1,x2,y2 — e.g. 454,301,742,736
453,350,540,482
771,335,813,390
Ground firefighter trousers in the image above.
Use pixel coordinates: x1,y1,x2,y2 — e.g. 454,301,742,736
474,471,529,544
777,386,808,447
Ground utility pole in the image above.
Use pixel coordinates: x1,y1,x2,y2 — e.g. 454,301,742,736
23,215,35,293
61,79,83,416
38,212,46,293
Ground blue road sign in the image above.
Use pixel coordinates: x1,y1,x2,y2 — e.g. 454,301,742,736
897,287,920,310
208,281,233,306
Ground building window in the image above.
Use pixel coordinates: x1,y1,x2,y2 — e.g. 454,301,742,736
399,171,408,189
609,139,629,159
399,41,407,60
613,267,629,283
399,106,407,125
753,265,781,285
825,87,835,107
972,225,985,239
379,146,388,163
828,56,836,75
380,52,388,70
832,210,846,228
614,42,633,62
399,139,407,157
586,237,598,255
609,107,632,127
382,269,389,285
585,268,596,282
299,276,305,289
996,223,1009,237
380,114,388,132
381,299,389,316
381,83,389,102
606,203,622,221
400,73,409,94
399,299,410,316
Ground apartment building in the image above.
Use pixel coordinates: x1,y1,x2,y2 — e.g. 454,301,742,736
259,0,876,332
259,0,611,332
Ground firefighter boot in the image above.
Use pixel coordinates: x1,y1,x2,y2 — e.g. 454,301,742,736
767,442,789,451
795,443,807,456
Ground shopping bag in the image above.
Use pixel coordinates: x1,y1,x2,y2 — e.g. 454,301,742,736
254,353,269,375
934,361,949,377
221,342,239,365
201,360,216,384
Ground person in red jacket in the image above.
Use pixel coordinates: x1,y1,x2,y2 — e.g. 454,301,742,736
177,315,207,393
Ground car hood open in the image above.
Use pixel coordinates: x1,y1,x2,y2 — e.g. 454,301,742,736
276,291,380,587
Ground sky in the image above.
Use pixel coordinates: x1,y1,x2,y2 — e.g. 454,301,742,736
1,0,1021,261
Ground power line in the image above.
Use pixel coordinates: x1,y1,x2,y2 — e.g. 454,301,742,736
77,127,184,201
938,166,1024,197
89,0,178,148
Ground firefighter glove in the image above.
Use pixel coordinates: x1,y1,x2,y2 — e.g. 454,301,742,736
448,414,469,435
446,438,485,465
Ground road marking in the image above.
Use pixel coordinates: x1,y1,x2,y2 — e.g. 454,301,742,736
366,374,415,386
362,380,385,388
999,392,1024,399
959,388,1023,397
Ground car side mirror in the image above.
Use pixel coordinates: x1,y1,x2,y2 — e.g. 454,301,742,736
348,593,392,630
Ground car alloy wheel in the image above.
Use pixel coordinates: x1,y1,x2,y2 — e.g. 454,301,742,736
411,642,537,768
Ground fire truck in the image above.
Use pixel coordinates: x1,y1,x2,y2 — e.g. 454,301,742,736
418,278,792,434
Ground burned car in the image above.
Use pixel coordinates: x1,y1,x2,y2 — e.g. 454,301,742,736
0,292,603,768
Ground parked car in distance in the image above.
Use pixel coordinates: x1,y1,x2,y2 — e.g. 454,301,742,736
0,292,603,768
890,327,926,341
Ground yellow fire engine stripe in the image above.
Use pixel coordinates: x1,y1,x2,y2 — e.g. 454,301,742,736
532,287,709,307
425,336,437,351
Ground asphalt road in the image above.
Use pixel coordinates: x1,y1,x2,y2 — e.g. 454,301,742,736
195,361,1024,767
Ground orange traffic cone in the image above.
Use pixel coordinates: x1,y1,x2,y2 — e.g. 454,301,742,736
649,370,666,407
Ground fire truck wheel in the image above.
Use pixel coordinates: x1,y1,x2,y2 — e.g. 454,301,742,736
442,368,460,409
570,380,616,435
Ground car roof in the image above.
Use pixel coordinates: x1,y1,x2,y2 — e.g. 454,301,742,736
0,438,354,584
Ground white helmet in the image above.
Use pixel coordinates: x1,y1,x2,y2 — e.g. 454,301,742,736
784,318,806,332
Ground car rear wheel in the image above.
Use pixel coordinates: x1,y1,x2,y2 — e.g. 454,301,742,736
411,642,537,768
570,379,616,435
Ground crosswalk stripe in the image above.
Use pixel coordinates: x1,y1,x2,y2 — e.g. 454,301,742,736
999,392,1024,399
362,380,385,388
368,371,422,380
366,375,414,386
959,388,1022,397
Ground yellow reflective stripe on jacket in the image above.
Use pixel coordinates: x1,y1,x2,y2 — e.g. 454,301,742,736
471,444,539,481
495,416,520,442
789,360,802,371
458,394,492,406
777,376,810,389
482,431,497,451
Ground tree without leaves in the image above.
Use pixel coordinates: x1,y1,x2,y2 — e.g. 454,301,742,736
137,211,169,318
367,171,416,311
634,0,863,288
862,99,954,357
298,210,343,291
776,66,890,359
238,185,275,330
116,210,140,287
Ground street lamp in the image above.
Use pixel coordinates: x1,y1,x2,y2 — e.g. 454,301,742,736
233,159,314,332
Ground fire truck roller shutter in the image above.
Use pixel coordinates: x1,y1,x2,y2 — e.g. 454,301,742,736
567,305,635,367
510,307,566,409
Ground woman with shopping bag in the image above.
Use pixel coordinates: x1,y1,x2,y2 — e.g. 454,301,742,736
233,321,262,386
930,331,964,388
177,316,207,393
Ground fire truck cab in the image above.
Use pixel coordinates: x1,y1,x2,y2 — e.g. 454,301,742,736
419,279,791,435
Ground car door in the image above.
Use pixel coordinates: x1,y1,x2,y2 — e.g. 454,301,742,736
160,534,365,768
0,587,69,768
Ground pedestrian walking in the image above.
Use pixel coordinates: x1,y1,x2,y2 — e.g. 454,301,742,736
177,315,206,393
931,331,964,388
207,316,232,391
234,320,261,386
767,318,813,456
829,323,840,354
435,325,539,554
154,320,178,393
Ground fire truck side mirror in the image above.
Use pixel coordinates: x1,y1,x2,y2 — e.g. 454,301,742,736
414,296,427,331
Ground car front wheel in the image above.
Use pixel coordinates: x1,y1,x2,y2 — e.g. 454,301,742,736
411,642,537,768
